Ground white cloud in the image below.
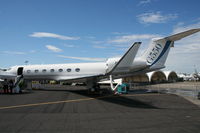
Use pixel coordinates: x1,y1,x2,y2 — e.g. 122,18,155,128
29,50,36,53
91,40,104,44
2,51,26,55
106,33,163,57
165,21,200,73
108,34,160,44
111,32,130,35
138,0,151,6
93,45,107,49
63,44,76,48
85,36,96,39
58,55,106,62
137,12,178,24
172,22,200,34
46,45,63,52
171,22,200,54
30,32,80,40
1,50,38,55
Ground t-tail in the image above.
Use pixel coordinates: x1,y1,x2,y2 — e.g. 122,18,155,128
140,28,200,70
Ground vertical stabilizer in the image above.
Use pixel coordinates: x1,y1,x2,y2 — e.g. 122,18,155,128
141,28,200,69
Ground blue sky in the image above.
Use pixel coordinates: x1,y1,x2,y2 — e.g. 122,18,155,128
0,0,200,73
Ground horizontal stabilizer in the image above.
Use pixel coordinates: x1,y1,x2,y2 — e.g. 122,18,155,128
160,28,200,42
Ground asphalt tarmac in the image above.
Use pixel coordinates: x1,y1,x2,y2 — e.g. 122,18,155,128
0,87,200,133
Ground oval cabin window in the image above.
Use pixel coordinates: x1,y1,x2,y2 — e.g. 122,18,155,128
75,68,80,72
67,68,71,72
59,69,63,72
27,70,31,73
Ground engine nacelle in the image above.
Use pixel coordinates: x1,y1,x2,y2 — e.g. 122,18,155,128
106,57,120,72
130,58,147,71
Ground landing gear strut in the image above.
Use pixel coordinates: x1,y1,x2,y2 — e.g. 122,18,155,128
86,79,102,94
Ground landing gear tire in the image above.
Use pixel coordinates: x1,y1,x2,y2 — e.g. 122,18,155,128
88,86,102,95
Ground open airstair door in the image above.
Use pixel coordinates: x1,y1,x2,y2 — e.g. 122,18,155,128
14,67,24,90
17,67,23,75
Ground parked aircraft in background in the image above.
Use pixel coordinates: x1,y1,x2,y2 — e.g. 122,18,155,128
192,68,200,81
0,29,200,92
178,73,194,81
178,68,200,81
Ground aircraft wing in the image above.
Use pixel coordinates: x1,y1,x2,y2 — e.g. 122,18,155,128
108,42,141,74
55,74,106,82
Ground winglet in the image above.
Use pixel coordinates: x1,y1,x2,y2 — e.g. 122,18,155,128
108,42,141,74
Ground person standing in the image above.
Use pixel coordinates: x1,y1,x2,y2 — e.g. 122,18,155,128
3,79,9,94
0,82,3,94
9,80,14,94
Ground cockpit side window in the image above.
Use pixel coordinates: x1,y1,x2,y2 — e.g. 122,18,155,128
0,68,11,71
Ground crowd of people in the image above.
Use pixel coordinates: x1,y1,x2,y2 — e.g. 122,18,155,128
0,79,14,94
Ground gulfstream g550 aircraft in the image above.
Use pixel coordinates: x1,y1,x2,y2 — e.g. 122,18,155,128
1,29,200,91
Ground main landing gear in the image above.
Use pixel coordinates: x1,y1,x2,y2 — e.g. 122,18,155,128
86,75,123,95
86,79,102,94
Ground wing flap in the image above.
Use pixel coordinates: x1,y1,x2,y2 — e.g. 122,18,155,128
55,74,105,81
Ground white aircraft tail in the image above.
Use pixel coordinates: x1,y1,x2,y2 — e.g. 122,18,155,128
142,28,200,69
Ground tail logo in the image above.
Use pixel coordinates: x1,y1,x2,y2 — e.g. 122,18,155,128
147,43,162,64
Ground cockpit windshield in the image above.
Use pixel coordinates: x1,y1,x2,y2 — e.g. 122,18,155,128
0,68,11,71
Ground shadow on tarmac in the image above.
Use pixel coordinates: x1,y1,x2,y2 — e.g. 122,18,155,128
36,88,159,109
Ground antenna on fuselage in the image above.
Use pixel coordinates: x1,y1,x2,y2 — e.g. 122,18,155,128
24,60,29,65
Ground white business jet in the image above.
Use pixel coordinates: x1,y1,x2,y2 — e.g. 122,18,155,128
0,29,200,92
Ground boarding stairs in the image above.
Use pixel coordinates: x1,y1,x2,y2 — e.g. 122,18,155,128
13,75,23,93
